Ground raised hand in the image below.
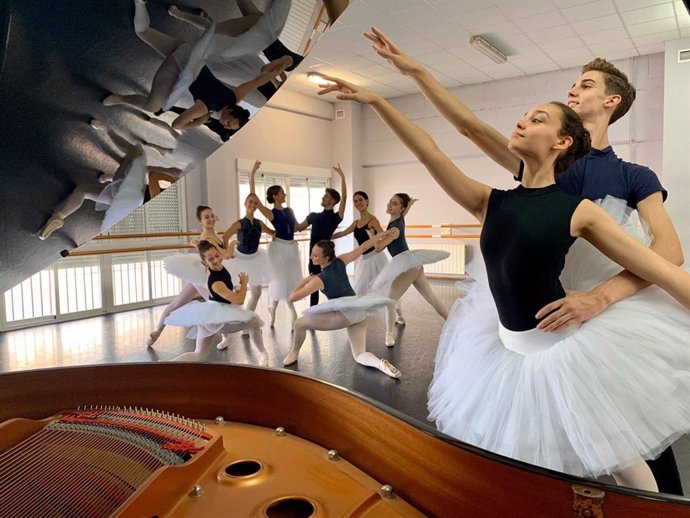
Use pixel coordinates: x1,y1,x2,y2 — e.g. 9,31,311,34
252,160,261,174
317,76,381,105
333,163,344,177
238,272,249,286
364,26,420,75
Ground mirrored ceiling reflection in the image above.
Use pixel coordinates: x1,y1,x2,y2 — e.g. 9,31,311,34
0,0,349,293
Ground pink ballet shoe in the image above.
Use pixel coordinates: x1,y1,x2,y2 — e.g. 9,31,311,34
39,216,64,240
145,330,161,347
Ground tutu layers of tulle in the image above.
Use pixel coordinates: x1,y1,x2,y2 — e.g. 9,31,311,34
372,249,449,290
98,149,147,231
165,300,262,339
303,295,393,324
226,248,270,286
352,251,388,296
164,253,207,285
268,238,302,301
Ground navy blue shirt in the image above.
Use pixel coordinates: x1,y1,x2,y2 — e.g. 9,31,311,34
386,218,409,257
271,207,296,240
307,209,343,248
236,217,262,254
189,66,238,112
318,258,356,299
516,147,666,208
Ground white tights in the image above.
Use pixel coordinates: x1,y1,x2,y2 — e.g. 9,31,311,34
612,459,658,492
172,316,265,362
386,267,448,337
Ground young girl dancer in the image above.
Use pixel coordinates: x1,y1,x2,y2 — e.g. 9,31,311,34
319,75,690,491
283,236,401,378
249,161,302,329
165,241,267,365
370,193,450,346
219,193,274,343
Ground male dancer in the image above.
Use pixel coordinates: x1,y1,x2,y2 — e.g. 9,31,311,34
364,26,685,494
296,165,347,306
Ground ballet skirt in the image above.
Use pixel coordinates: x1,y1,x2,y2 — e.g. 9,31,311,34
165,300,262,339
206,54,269,108
303,295,393,325
372,249,449,290
163,253,234,284
427,196,690,478
163,20,217,111
97,146,147,231
225,248,270,286
353,250,389,296
267,238,302,301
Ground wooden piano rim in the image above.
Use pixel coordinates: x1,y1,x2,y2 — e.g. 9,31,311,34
1,363,689,518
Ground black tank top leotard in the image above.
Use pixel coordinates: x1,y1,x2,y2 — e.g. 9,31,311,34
271,207,295,240
480,185,584,331
318,258,356,299
353,219,374,254
236,217,262,254
208,267,235,304
386,218,409,257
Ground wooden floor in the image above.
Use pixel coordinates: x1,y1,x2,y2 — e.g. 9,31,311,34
1,280,688,496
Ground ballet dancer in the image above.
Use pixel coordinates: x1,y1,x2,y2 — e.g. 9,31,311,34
165,240,267,365
319,74,690,491
219,193,275,343
249,160,301,329
364,26,685,493
331,190,388,296
283,236,401,378
295,164,347,307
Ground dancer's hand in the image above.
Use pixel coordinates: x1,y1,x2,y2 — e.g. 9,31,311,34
238,272,249,286
317,76,381,105
252,160,261,174
333,163,344,177
364,26,421,76
535,290,606,332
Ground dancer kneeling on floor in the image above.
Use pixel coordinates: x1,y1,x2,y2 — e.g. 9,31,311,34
165,240,268,365
283,235,401,378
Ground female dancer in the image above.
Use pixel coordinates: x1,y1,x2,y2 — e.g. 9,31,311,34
146,204,231,347
369,193,449,346
319,75,690,491
331,191,388,296
165,240,267,365
249,161,302,329
283,236,401,378
219,193,275,342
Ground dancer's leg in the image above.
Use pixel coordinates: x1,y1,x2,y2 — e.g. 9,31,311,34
133,0,183,56
395,299,404,325
147,282,203,346
412,270,449,319
612,459,659,492
245,316,268,366
346,320,401,378
241,285,262,336
168,5,214,30
322,0,349,24
287,300,298,331
384,267,420,346
213,0,263,36
283,312,349,366
268,300,278,327
39,185,102,240
103,56,181,112
172,334,214,362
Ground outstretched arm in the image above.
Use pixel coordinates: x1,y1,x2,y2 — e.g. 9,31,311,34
319,76,491,222
222,220,241,249
331,220,356,240
401,197,417,217
333,164,347,219
295,217,311,232
249,160,274,221
210,272,248,305
172,101,211,130
365,26,520,176
289,275,324,302
235,60,291,102
339,229,395,265
260,220,276,237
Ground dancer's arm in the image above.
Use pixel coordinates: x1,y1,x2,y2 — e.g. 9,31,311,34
401,198,417,217
331,221,356,240
368,216,385,234
295,216,311,232
364,26,520,175
339,229,395,265
249,161,274,221
289,275,323,302
334,164,347,219
373,226,399,253
537,193,685,331
235,63,291,102
172,101,212,129
211,272,249,305
318,76,491,222
260,221,276,237
568,200,690,310
222,220,241,249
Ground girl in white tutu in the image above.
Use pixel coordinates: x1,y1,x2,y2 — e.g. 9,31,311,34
283,238,401,378
370,193,449,346
250,160,302,329
165,240,267,365
319,76,690,491
220,193,275,343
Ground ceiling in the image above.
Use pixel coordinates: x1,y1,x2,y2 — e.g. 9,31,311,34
284,0,690,99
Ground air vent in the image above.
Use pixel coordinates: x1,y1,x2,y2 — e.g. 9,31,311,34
679,49,690,63
335,109,345,119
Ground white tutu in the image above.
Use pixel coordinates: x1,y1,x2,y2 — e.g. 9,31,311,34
97,148,147,231
372,249,449,290
163,20,217,111
352,251,388,296
164,253,207,285
165,300,262,339
225,248,270,286
303,295,393,324
206,54,268,108
427,197,690,478
267,238,302,301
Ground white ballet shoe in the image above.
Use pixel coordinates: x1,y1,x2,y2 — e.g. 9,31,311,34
377,359,401,379
145,330,161,347
90,118,107,132
39,216,64,240
282,351,298,366
395,315,406,325
258,352,269,367
268,305,276,328
216,334,232,350
241,329,250,336
98,172,114,183
102,94,123,107
385,332,395,347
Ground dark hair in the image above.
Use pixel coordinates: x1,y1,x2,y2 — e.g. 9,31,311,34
315,240,336,263
196,205,212,220
394,193,411,210
353,190,369,201
245,192,260,204
325,188,341,204
550,102,592,176
266,185,282,204
231,105,251,128
197,240,217,260
581,58,636,125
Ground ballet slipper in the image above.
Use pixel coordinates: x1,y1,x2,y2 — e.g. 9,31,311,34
385,331,395,347
258,352,269,367
146,330,161,347
282,350,298,366
377,359,401,379
39,216,64,240
102,94,123,107
216,334,232,350
90,118,107,132
98,172,114,183
395,315,406,325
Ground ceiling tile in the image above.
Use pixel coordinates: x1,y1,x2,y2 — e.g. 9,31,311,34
352,62,397,76
633,29,682,45
613,0,672,11
363,0,427,12
456,7,513,33
431,0,488,17
571,14,624,34
560,0,617,23
529,25,577,43
326,54,378,69
493,0,558,19
635,42,667,54
553,0,602,6
539,36,587,52
579,27,630,44
588,39,637,54
674,1,690,27
516,11,569,32
627,17,679,35
621,3,676,24
683,27,690,36
510,44,548,58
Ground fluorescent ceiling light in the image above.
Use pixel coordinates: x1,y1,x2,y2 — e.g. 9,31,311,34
469,35,507,64
307,72,334,86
